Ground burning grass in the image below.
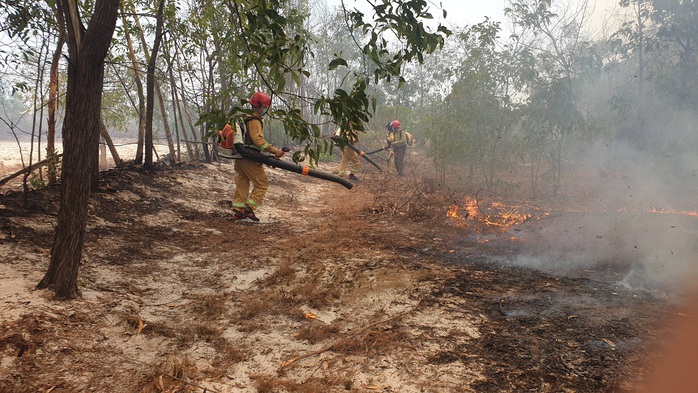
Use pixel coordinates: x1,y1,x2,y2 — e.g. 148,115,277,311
447,196,537,232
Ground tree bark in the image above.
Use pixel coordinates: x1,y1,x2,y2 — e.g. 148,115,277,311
169,60,193,161
100,117,122,167
131,4,176,163
47,3,66,185
155,79,177,163
120,2,146,164
37,0,119,300
144,0,166,168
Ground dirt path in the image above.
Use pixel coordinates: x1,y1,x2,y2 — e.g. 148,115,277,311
0,161,673,392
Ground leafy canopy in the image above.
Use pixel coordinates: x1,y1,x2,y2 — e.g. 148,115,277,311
197,0,450,165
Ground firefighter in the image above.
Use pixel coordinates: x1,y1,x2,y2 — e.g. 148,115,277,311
334,124,360,181
230,91,285,222
386,119,410,176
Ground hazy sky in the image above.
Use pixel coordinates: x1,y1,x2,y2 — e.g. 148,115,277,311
435,0,617,23
330,0,622,35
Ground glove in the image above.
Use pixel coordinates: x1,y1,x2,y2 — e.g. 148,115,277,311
274,149,285,158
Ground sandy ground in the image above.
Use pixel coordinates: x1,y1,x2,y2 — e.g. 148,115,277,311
0,144,693,392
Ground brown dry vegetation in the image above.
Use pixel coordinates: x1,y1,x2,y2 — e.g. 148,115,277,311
0,152,685,392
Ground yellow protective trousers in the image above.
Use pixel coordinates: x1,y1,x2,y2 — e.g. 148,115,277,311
338,146,360,175
233,158,268,211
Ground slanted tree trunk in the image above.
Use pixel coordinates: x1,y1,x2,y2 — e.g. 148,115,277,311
47,3,66,186
26,35,49,193
100,117,122,167
120,2,146,164
155,79,177,163
37,0,119,300
169,61,193,161
144,0,166,168
99,135,107,169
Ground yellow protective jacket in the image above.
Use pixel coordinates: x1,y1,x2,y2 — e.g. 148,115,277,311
244,115,280,155
388,129,409,148
333,127,358,144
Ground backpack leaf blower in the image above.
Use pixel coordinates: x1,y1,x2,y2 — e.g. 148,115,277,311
232,143,353,190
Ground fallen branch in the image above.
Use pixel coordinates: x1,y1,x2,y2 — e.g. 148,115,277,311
280,302,421,369
0,154,63,187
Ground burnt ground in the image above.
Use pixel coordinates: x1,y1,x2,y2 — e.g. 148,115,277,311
0,159,682,392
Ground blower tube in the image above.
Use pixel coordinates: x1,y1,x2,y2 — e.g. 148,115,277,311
233,143,353,190
365,146,389,155
346,144,382,172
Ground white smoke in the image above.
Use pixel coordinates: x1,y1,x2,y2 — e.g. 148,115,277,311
510,141,698,296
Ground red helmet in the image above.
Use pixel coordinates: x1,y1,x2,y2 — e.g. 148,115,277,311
250,91,271,108
391,120,401,129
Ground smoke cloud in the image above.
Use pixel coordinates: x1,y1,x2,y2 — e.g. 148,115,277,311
510,141,698,296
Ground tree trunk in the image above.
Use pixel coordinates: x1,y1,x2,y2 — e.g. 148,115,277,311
37,0,119,300
100,117,122,167
144,0,166,168
177,60,200,159
120,2,146,164
169,62,193,161
165,59,184,162
155,79,176,163
99,135,107,169
131,2,175,163
47,4,66,185
27,35,49,193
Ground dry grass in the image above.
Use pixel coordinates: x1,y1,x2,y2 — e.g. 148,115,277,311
291,280,342,309
329,327,410,355
363,175,452,221
0,157,671,393
294,322,342,344
253,375,344,393
259,262,297,286
189,293,230,317
138,353,197,393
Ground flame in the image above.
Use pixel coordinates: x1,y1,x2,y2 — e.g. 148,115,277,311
447,205,461,219
447,205,468,228
465,197,479,218
649,208,698,217
447,197,698,235
447,197,535,232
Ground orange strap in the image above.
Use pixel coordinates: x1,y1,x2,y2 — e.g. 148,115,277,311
301,166,310,176
359,151,365,157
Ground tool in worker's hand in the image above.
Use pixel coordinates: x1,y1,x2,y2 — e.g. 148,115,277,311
346,144,382,172
365,146,388,155
232,143,353,189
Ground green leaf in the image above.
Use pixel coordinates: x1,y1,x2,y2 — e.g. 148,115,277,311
328,57,348,70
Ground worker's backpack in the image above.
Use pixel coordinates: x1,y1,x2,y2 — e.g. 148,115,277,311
215,116,262,158
391,130,414,148
405,131,414,147
215,121,244,158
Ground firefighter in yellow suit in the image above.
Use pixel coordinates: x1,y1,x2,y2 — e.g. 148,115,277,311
231,91,284,222
334,126,360,181
387,119,409,176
